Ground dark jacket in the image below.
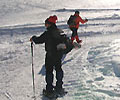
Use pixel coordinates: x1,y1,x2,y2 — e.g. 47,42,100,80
32,24,67,57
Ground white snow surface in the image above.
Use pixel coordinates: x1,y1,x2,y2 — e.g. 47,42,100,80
0,0,120,100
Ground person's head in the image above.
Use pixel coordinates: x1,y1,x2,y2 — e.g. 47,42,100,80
45,15,58,28
75,10,79,15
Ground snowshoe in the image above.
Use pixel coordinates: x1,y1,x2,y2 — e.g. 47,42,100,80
73,42,81,48
54,87,68,97
42,89,57,99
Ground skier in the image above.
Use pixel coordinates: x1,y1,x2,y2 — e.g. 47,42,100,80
67,10,88,43
30,15,73,98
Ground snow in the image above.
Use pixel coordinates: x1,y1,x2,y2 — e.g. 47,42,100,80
0,0,120,100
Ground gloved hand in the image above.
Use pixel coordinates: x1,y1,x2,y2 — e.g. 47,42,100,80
30,38,33,42
30,38,32,42
30,35,36,42
85,18,88,22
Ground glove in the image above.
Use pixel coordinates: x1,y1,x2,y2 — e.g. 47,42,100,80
30,38,33,42
85,19,88,22
30,36,36,42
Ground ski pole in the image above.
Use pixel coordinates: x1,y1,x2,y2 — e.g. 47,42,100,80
31,42,36,99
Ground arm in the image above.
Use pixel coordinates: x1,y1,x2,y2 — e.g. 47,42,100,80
78,16,88,24
30,32,46,44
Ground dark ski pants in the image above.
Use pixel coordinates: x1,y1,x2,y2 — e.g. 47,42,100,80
70,27,80,43
45,53,63,92
70,27,78,37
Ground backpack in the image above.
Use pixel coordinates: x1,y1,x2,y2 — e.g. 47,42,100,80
67,15,77,26
57,34,74,54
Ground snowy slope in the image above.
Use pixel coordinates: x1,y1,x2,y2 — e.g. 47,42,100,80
0,0,120,27
0,0,120,100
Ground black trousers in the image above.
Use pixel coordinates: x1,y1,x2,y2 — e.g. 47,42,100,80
45,52,63,92
70,27,78,37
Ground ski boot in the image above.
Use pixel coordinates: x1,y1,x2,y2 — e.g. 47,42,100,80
54,87,67,97
43,89,57,99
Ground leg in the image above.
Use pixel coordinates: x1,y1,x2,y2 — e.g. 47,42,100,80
71,36,75,43
70,28,78,43
45,53,54,92
75,35,82,43
73,28,80,43
71,28,75,43
55,59,63,89
73,28,82,43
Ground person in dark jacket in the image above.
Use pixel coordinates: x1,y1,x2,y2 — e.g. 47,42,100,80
68,10,88,43
30,15,73,97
